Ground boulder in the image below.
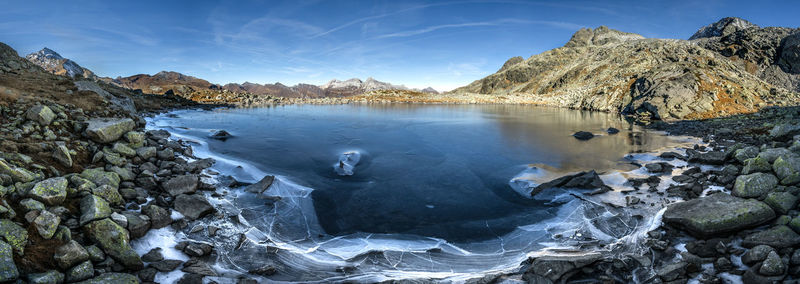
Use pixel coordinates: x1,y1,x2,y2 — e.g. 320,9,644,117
244,175,275,194
572,131,594,140
121,212,150,239
84,118,135,143
20,198,45,212
73,273,139,284
181,258,217,276
25,105,56,126
0,240,18,282
646,162,674,173
742,245,774,265
743,225,800,248
0,159,35,183
141,248,164,262
123,131,145,148
150,259,183,272
52,145,72,168
32,210,60,239
174,194,214,220
85,245,105,262
83,218,143,270
763,191,798,215
80,168,120,189
734,146,760,163
136,147,156,160
54,240,90,269
80,195,112,226
770,123,800,141
773,155,800,185
162,175,198,196
758,148,793,163
531,170,610,196
663,193,776,238
210,130,233,140
111,143,136,158
65,260,93,282
27,270,64,284
142,205,171,229
29,177,68,206
733,172,778,198
0,220,27,255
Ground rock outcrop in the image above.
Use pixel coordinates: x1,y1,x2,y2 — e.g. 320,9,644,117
25,48,97,79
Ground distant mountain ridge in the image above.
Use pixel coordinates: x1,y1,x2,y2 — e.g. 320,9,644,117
23,49,437,98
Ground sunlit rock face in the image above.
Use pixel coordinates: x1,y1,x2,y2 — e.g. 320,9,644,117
25,48,96,79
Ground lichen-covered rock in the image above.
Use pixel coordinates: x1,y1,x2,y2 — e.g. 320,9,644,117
27,270,64,284
0,159,35,183
33,210,60,239
109,166,135,181
162,175,198,196
80,168,120,189
102,151,126,167
733,172,778,198
19,198,45,212
759,251,786,276
73,272,139,284
758,148,793,163
25,105,56,126
124,131,145,148
83,218,142,270
0,219,27,255
80,195,111,226
741,156,772,174
65,260,94,282
29,177,68,206
743,225,800,248
773,155,800,185
135,147,156,160
174,194,215,220
111,142,136,158
0,240,18,281
54,240,90,269
92,185,123,206
85,245,105,262
84,118,135,143
763,191,798,214
663,193,776,238
52,145,72,168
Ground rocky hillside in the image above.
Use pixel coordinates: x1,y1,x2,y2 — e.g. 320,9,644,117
452,18,800,120
25,48,97,80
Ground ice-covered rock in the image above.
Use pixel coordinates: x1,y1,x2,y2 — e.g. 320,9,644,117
334,151,361,176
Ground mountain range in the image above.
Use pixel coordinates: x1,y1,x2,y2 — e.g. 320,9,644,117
17,17,800,120
21,49,439,99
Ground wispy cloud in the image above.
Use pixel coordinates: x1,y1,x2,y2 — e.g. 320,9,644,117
377,19,581,39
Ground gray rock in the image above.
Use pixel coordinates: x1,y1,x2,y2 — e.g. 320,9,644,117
758,148,793,163
779,32,800,74
85,245,105,262
138,268,156,282
181,258,218,276
174,194,215,220
773,155,800,185
244,175,275,194
135,147,156,160
92,184,123,206
763,191,798,214
124,131,145,148
142,204,171,229
80,168,120,189
528,253,602,282
83,218,143,270
79,195,112,226
27,270,64,284
663,193,776,238
742,245,775,265
183,242,213,257
162,175,198,196
156,148,174,161
0,240,18,282
84,118,135,143
141,248,163,262
110,212,127,227
150,259,183,272
758,251,785,276
743,225,800,248
0,159,35,183
74,80,136,113
770,123,800,141
65,260,93,282
688,151,727,165
26,105,56,126
29,177,68,206
689,17,758,40
121,212,150,239
177,273,204,284
111,142,136,158
572,131,594,140
20,198,45,212
72,272,139,284
733,172,778,198
530,170,611,196
657,262,687,282
109,166,135,181
33,210,60,239
52,145,72,168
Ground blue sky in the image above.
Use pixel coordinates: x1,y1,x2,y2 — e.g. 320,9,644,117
2,1,798,91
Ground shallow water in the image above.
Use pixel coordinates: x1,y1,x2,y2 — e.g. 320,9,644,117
149,104,691,282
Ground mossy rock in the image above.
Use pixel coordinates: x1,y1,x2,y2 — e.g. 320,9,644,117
0,159,35,183
73,272,139,284
742,156,772,174
80,168,120,189
734,146,760,163
663,193,776,238
32,210,60,239
773,155,800,185
763,191,798,214
79,195,112,226
0,240,18,281
734,172,778,198
28,270,64,284
84,118,135,144
83,218,142,270
28,177,68,206
65,260,94,282
0,219,27,255
743,225,800,248
25,105,56,126
111,143,136,158
123,131,145,148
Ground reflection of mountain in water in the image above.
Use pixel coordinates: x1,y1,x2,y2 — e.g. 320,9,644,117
481,104,674,172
